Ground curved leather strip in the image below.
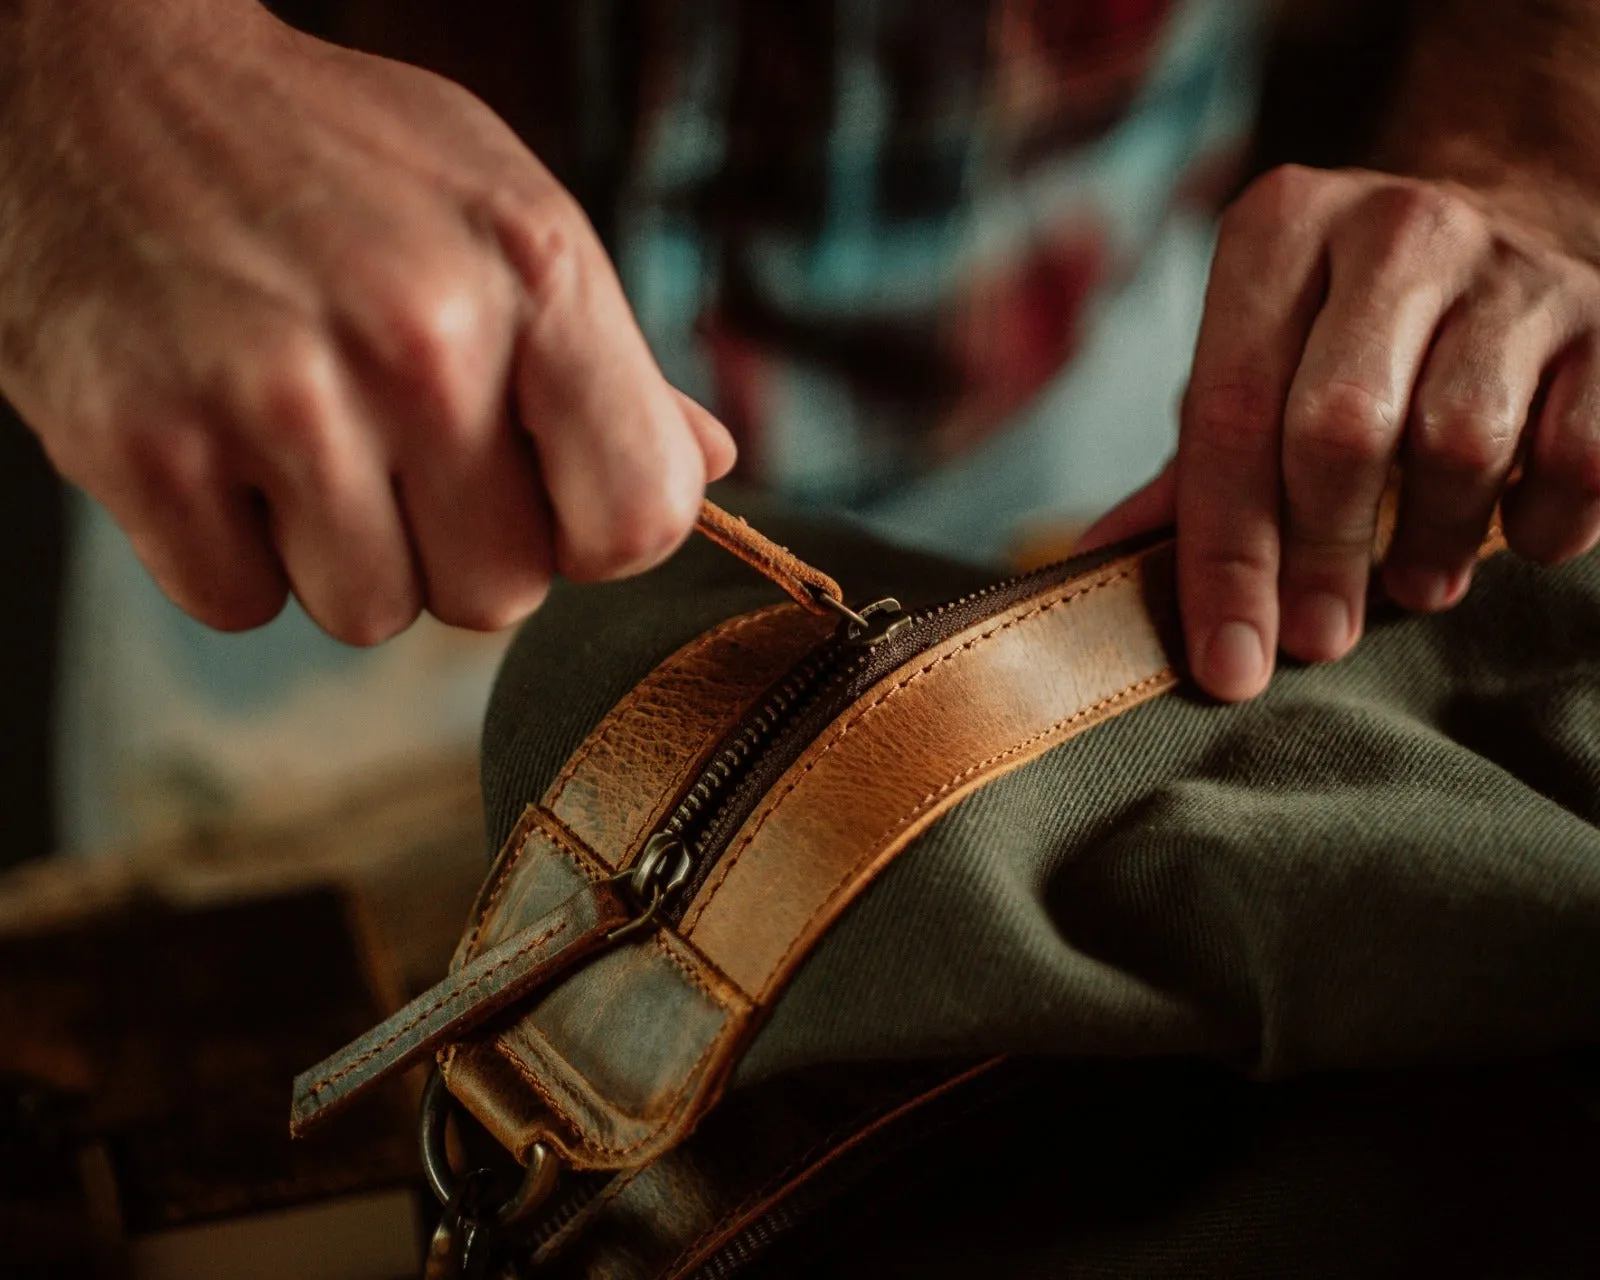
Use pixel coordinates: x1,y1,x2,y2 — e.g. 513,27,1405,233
682,541,1182,997
697,500,844,614
542,602,835,872
290,876,628,1136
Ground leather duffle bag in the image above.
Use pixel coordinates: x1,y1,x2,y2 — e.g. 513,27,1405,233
292,493,1600,1279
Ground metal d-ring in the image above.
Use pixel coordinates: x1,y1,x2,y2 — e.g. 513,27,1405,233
420,1067,560,1227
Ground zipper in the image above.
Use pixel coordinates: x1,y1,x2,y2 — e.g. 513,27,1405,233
621,531,1163,924
485,531,1168,1276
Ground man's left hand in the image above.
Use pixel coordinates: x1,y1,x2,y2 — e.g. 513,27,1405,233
1086,164,1600,701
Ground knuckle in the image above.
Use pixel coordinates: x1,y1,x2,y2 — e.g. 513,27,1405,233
496,190,593,317
123,424,214,501
1183,373,1283,456
1409,399,1519,476
604,490,697,571
1341,189,1480,290
242,330,344,469
1287,380,1399,469
437,578,551,633
575,480,699,579
1195,542,1277,589
373,268,508,434
1228,164,1317,232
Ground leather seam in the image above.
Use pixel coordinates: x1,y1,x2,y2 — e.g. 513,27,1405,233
683,559,1142,931
660,1060,1004,1279
754,667,1171,1000
544,604,796,810
300,917,572,1102
908,669,1174,816
459,804,542,966
463,809,607,961
497,1005,740,1158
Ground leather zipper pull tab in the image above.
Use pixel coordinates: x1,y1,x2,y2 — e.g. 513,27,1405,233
696,500,845,617
289,877,631,1137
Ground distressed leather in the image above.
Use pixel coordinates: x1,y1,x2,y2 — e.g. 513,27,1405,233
540,602,834,871
439,604,830,1169
290,828,630,1135
436,511,1511,1176
439,536,1189,1171
679,541,1183,998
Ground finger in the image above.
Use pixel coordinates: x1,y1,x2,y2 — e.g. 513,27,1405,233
499,196,705,582
105,424,290,631
1178,165,1341,701
232,333,424,645
1077,459,1175,552
1384,274,1567,610
677,390,739,482
1279,184,1482,662
1502,336,1600,563
318,216,555,630
397,405,555,630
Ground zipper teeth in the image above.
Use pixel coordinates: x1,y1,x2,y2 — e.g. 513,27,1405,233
649,573,1039,858
645,541,1149,908
659,643,859,853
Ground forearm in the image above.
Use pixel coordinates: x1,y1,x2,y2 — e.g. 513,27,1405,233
1379,0,1600,253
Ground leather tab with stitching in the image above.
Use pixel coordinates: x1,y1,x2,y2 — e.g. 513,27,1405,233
289,877,630,1136
696,500,843,615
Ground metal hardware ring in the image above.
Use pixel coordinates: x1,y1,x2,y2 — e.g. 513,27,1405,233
419,1066,559,1227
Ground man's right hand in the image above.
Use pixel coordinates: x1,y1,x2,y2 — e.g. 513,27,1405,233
0,0,734,643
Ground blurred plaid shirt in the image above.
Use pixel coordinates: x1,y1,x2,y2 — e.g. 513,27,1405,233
603,0,1261,523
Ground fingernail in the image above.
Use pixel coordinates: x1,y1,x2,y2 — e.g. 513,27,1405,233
1201,621,1267,698
1286,591,1352,660
1388,566,1467,612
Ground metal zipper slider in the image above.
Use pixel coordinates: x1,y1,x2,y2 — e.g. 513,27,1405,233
605,832,694,942
811,592,913,648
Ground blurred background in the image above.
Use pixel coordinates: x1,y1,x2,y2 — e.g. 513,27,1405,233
0,1,1413,1275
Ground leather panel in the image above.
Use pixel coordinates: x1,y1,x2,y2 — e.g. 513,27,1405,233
479,928,752,1170
290,875,628,1135
544,604,834,869
456,807,613,967
683,542,1182,997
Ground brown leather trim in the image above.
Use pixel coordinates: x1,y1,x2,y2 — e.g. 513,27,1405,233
543,601,834,871
682,540,1181,998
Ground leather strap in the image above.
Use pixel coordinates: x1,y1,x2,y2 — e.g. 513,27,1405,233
289,877,629,1136
696,500,843,615
680,539,1184,995
432,511,1510,1171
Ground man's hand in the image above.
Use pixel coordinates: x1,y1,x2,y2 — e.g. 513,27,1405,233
0,0,734,644
1086,164,1600,700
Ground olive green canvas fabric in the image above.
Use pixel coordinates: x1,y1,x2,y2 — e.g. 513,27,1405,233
481,489,1600,1274
483,489,1600,1087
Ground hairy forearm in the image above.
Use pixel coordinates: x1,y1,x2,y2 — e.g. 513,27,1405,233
1380,0,1600,251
